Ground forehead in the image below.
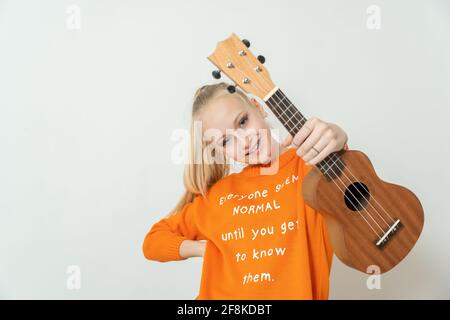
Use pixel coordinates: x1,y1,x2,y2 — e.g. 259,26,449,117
201,94,249,132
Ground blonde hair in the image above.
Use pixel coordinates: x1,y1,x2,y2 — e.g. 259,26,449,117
168,82,251,216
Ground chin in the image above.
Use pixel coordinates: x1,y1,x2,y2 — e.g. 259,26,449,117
254,150,271,165
259,156,272,165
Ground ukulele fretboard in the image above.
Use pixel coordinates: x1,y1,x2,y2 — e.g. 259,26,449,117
264,88,345,179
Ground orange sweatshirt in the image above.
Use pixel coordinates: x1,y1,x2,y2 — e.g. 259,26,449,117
142,147,334,299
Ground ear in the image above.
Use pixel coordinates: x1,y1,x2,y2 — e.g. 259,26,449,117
250,98,268,118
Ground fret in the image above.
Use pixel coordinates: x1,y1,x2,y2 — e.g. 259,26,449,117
323,153,340,174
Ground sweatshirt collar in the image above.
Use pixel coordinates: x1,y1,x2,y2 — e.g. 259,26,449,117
237,147,297,178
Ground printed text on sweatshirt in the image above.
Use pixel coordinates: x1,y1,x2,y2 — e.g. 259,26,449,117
142,147,333,299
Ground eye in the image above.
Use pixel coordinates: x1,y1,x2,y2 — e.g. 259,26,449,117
239,114,248,127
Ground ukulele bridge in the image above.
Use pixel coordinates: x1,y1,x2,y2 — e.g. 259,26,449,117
376,219,401,247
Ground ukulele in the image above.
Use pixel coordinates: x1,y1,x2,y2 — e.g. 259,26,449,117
207,33,424,274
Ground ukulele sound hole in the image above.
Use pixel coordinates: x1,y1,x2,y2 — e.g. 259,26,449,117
344,182,370,211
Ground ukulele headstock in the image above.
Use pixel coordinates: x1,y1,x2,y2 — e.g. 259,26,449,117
208,33,276,100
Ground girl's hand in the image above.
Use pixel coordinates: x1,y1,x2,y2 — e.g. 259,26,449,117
281,117,348,166
179,240,206,258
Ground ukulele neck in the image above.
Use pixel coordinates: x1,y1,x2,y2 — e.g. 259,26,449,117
264,87,343,179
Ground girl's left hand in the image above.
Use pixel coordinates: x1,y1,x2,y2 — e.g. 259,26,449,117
281,117,348,166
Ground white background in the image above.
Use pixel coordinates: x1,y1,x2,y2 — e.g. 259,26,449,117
0,0,449,299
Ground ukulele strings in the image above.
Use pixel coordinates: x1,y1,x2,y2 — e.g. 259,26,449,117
231,55,384,235
267,92,384,237
270,88,396,229
233,54,385,234
236,53,394,238
229,57,382,237
293,106,396,227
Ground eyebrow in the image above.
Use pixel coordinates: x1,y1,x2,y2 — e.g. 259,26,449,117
215,111,245,145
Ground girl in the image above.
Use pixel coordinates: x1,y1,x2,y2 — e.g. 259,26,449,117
142,82,348,299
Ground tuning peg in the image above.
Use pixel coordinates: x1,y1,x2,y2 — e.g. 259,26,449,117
257,55,265,64
227,85,236,93
212,70,221,79
242,39,250,48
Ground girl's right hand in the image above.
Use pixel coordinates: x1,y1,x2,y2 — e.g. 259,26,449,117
179,240,206,258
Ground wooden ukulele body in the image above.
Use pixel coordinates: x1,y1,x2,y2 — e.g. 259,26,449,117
302,150,424,274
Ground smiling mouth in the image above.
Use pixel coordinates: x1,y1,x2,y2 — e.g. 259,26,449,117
246,138,260,156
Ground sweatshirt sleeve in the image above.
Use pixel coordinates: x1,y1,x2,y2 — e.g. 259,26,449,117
142,193,208,262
